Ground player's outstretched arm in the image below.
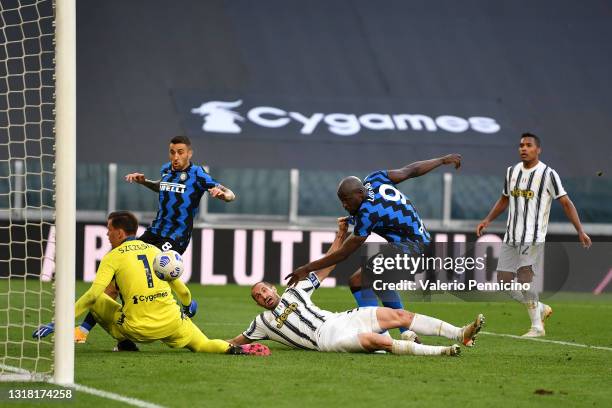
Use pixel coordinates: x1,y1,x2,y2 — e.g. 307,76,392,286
208,184,236,202
169,279,191,305
287,233,366,287
169,279,198,317
387,154,461,184
476,195,509,236
34,259,114,339
124,172,160,193
74,259,116,318
74,282,107,318
314,217,350,282
226,334,253,346
558,195,592,248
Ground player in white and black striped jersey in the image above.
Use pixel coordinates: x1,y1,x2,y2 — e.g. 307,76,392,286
477,133,591,337
228,218,484,356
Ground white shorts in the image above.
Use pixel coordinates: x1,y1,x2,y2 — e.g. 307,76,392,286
496,243,543,273
316,307,381,353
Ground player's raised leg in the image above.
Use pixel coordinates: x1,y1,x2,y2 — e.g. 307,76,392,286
376,288,412,333
350,268,418,339
375,307,484,347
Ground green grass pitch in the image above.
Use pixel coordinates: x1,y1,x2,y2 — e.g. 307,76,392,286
2,282,612,407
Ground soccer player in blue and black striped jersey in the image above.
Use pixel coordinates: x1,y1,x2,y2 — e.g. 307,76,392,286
286,154,462,338
126,135,235,254
75,136,235,344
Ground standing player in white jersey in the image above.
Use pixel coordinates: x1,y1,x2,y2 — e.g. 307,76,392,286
476,133,591,337
228,218,485,356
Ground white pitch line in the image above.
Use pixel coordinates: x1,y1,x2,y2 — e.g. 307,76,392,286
481,331,612,351
58,382,167,408
0,363,166,408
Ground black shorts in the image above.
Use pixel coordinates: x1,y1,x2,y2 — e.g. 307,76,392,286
139,230,188,254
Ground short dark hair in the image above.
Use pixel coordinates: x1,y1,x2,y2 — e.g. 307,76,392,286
170,135,191,147
250,281,274,301
107,211,139,235
521,132,541,147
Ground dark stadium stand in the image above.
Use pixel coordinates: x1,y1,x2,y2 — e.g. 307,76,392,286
76,0,611,178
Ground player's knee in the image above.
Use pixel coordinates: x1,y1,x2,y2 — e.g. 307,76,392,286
395,309,414,326
517,266,534,283
381,308,411,326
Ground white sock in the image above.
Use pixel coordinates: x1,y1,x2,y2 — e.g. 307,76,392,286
522,288,542,329
526,302,542,329
391,340,447,356
78,326,90,334
409,313,462,341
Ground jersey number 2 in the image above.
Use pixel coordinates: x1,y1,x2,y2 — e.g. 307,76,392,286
137,255,154,288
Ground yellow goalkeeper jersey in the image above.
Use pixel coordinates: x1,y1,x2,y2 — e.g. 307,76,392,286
75,237,189,340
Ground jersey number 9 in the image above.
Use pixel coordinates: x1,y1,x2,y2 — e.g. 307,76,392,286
379,184,425,234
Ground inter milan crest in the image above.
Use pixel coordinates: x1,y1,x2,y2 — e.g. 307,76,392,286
180,172,187,181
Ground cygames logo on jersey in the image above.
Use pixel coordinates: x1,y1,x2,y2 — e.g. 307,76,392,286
160,182,186,194
132,291,169,304
189,99,501,136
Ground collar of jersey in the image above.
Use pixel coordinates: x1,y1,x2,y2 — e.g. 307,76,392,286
357,197,369,212
170,162,192,173
121,236,138,245
521,161,542,172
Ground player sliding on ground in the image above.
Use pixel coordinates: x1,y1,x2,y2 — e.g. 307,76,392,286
229,218,484,356
286,154,462,342
33,211,267,356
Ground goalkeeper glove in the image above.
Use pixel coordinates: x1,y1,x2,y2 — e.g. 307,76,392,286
32,322,55,339
182,300,198,318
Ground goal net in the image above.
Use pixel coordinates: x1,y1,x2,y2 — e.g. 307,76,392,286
0,0,60,381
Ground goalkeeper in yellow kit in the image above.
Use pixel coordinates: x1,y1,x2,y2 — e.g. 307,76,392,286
34,211,268,355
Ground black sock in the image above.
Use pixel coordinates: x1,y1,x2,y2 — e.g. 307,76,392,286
80,312,97,332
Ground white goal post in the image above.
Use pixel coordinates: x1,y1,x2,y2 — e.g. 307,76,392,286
0,0,75,384
54,0,76,385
